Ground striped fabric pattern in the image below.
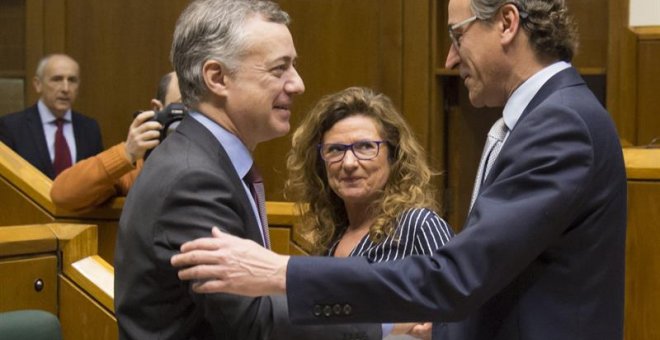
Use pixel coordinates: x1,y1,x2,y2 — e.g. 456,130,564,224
328,208,453,261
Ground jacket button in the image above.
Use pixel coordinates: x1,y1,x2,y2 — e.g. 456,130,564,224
342,304,352,315
332,304,342,315
323,305,332,317
313,304,322,317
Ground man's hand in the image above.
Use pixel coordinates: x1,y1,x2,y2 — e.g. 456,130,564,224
391,322,432,339
171,227,290,296
124,111,162,164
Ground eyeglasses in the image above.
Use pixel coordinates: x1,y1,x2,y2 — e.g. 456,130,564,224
448,15,479,48
448,3,529,49
318,140,387,163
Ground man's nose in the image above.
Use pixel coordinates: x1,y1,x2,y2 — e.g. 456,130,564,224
286,68,305,95
61,80,70,92
445,44,461,70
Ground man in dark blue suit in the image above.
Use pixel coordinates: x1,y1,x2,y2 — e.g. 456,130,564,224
171,0,627,339
0,54,102,179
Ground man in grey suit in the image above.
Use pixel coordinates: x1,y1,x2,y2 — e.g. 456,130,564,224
171,0,627,339
114,0,381,339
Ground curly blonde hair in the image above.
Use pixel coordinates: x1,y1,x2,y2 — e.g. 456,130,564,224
285,87,439,254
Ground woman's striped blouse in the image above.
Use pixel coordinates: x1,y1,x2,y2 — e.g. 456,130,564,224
328,208,454,262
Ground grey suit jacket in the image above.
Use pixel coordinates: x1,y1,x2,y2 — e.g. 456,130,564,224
286,67,627,340
0,104,103,179
114,114,380,340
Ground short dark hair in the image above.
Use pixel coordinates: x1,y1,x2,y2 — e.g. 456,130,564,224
155,72,174,104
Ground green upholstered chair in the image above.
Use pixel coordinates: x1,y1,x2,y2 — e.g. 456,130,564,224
0,310,62,340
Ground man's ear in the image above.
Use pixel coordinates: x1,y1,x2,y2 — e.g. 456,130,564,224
33,76,43,94
202,60,229,97
151,99,164,111
500,3,522,45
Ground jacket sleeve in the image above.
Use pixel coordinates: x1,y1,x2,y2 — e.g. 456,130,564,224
285,103,599,324
50,143,138,212
159,166,382,339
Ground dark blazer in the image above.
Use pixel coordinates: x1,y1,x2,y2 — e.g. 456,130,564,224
285,67,627,340
0,104,103,179
114,115,380,340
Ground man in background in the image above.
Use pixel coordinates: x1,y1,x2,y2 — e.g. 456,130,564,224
50,71,181,212
0,54,103,179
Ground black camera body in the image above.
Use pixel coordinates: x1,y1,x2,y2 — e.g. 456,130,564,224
134,103,188,160
150,103,187,142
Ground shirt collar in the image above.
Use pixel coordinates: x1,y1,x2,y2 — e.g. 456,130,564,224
189,111,253,179
38,100,72,124
502,61,571,131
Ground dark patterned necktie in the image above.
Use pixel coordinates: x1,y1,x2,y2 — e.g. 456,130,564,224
53,118,72,176
244,164,271,249
469,117,508,211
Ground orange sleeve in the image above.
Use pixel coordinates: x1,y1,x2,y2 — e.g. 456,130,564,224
50,143,139,212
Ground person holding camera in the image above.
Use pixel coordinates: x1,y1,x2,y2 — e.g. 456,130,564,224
50,71,181,212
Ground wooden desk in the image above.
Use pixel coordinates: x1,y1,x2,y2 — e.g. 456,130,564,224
623,148,660,340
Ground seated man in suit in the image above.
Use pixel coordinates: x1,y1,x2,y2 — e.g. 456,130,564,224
114,0,381,339
50,72,181,212
0,54,103,179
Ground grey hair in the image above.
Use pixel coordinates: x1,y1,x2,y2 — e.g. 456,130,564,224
471,0,578,62
171,0,290,108
35,54,78,79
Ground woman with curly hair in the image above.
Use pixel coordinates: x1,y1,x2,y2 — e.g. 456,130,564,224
286,86,453,337
286,86,453,262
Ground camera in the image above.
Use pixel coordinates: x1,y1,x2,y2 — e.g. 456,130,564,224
134,102,188,159
150,103,188,142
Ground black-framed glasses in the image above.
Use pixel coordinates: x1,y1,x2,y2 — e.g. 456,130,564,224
448,15,479,48
318,140,387,163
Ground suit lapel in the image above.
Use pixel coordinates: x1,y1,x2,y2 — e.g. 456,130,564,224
176,116,264,245
26,106,55,177
71,112,82,161
519,67,585,123
481,67,585,190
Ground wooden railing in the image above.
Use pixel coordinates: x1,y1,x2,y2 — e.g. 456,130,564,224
0,141,307,260
0,141,305,339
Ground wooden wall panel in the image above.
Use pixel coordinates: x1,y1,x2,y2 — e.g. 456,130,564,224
257,0,405,200
59,275,118,340
607,0,637,144
0,255,58,314
64,0,190,149
403,0,432,158
0,177,52,227
567,0,608,70
636,32,660,146
0,0,25,77
625,180,660,340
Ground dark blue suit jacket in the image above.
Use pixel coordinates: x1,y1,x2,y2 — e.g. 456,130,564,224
0,104,103,179
286,67,627,340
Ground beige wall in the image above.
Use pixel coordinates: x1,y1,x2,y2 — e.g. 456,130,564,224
630,0,660,26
